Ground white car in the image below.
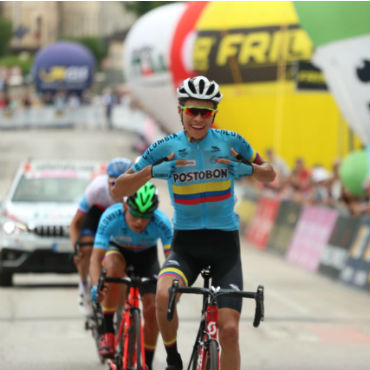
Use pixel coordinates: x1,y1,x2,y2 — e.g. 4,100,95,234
0,159,106,286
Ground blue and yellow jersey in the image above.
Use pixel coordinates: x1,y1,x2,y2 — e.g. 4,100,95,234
94,203,172,256
133,129,259,230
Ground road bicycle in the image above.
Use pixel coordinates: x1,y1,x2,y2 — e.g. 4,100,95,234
98,267,157,370
74,240,106,363
167,266,264,370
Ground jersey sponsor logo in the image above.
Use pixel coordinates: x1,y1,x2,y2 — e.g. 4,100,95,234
211,145,221,152
141,134,178,161
229,283,240,291
167,259,180,266
173,168,228,183
178,148,189,157
181,160,196,167
115,236,132,242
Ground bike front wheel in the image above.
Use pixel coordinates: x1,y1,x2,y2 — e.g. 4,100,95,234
205,339,218,370
126,309,145,370
190,339,218,370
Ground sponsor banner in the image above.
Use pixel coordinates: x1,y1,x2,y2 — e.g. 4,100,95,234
285,206,338,271
340,218,370,290
295,61,328,91
267,200,302,255
245,196,280,250
33,41,95,93
194,24,311,85
319,215,361,279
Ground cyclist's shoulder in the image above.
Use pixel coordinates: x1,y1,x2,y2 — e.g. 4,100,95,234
153,208,171,221
85,174,108,194
151,209,172,228
211,128,248,143
100,203,123,223
147,131,186,150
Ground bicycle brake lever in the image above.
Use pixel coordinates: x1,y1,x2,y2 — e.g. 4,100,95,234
167,279,179,321
98,269,107,291
253,285,264,328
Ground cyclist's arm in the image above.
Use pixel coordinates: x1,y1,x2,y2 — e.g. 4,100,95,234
112,166,153,199
89,247,107,286
69,210,86,248
251,158,276,183
232,138,276,183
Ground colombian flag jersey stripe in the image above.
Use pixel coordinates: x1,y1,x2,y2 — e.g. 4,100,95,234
172,180,231,205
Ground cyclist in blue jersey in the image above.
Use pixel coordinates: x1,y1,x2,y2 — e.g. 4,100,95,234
111,76,276,370
89,182,172,369
70,158,132,315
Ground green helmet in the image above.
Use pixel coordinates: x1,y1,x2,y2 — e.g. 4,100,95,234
126,182,159,218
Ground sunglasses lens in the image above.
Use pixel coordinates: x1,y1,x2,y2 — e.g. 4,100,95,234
185,107,214,117
201,110,214,118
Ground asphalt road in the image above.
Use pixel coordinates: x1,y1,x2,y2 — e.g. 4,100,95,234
0,128,369,370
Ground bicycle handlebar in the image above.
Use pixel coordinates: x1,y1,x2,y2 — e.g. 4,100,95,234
167,279,264,327
98,269,157,291
73,239,94,256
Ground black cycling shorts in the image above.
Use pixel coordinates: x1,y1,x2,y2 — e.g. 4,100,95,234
107,243,159,295
160,229,243,312
80,206,104,237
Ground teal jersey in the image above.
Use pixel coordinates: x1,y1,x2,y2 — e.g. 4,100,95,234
94,203,172,255
133,129,259,230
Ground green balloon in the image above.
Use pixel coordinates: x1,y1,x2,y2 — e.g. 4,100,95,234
339,150,369,196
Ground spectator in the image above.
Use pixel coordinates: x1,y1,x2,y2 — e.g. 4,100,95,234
67,93,80,109
22,92,32,109
54,89,66,115
286,157,312,203
264,147,290,192
103,88,115,130
309,165,330,205
0,91,10,109
327,159,343,205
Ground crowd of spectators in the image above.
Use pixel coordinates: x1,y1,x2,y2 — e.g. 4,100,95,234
243,148,370,218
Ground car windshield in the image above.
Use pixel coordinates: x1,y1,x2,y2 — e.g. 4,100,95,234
11,176,91,203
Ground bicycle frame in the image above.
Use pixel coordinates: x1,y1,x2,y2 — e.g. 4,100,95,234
114,285,145,370
191,270,220,370
99,270,156,370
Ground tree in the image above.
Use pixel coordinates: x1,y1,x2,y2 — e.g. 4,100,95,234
0,17,13,57
61,36,106,69
122,1,178,17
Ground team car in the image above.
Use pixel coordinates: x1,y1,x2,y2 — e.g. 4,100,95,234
0,160,106,286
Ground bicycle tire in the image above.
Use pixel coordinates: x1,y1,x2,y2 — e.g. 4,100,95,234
205,340,218,370
90,304,105,364
127,309,144,370
189,343,200,370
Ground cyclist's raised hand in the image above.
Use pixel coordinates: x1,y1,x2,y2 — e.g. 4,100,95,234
215,147,254,179
151,153,190,179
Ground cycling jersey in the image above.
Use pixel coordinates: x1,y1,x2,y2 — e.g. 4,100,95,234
133,129,259,230
78,175,115,213
93,203,173,255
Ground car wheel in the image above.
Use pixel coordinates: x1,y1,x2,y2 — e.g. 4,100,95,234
0,269,13,287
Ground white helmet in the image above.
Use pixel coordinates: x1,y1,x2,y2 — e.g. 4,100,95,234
177,76,223,104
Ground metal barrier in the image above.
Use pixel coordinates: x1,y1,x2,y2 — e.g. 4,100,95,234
0,105,152,133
